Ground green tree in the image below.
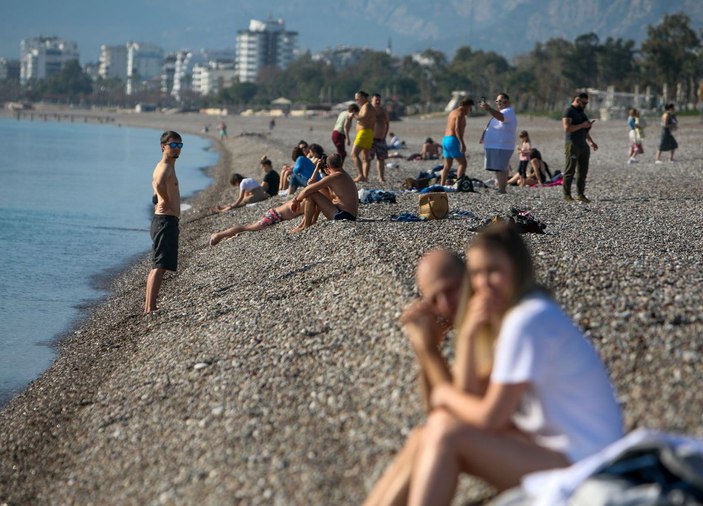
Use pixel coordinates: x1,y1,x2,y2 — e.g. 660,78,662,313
448,46,512,99
596,37,638,89
40,60,93,101
515,38,575,110
218,82,258,105
566,33,600,87
640,13,702,100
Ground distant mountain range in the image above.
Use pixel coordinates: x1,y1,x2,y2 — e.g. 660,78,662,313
2,0,701,62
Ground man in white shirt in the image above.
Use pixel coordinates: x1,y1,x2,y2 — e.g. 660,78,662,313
480,93,517,194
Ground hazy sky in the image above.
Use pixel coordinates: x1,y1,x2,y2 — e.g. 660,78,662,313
1,0,384,62
3,0,701,63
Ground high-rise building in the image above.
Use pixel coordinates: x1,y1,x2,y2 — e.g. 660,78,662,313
235,18,297,83
20,36,79,84
126,42,164,95
192,60,237,96
98,45,128,80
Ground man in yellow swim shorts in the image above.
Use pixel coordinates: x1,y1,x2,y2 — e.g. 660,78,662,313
351,90,376,182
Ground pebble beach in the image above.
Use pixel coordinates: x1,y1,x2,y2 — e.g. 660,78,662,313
1,108,702,505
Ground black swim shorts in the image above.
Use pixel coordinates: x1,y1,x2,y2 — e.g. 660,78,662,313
333,209,357,221
151,214,179,271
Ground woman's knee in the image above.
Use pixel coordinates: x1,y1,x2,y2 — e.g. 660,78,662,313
422,410,468,449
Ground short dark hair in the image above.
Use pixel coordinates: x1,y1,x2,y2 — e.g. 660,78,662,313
229,173,244,185
372,93,381,99
577,92,589,100
356,90,369,99
327,153,342,169
460,98,474,108
297,140,308,148
160,130,181,144
665,103,675,111
348,103,360,113
498,92,510,101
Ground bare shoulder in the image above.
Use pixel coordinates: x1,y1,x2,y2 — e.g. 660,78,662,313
153,160,173,180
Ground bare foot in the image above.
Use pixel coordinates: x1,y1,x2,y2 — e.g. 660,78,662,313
354,176,367,183
378,178,386,183
209,233,222,246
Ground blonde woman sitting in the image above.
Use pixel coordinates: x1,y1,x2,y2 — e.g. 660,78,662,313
365,222,623,506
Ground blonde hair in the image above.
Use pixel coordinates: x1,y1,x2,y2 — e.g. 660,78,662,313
454,222,538,376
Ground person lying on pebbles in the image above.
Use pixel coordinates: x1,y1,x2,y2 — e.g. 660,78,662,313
208,153,358,246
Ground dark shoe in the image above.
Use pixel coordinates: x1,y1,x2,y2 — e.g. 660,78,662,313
576,195,591,203
564,194,574,202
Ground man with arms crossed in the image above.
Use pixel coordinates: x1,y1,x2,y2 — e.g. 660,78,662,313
144,131,182,314
369,93,390,182
351,91,376,182
562,92,598,202
439,98,473,186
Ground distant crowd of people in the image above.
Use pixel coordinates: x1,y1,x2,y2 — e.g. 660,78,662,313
145,89,686,310
141,88,690,504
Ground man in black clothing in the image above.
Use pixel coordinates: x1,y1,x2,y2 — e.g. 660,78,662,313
562,93,598,202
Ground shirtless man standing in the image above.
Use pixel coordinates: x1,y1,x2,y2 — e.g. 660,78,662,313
144,131,182,314
369,93,390,182
439,98,473,186
351,91,376,182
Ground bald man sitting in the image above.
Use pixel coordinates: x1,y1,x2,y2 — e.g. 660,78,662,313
364,249,466,506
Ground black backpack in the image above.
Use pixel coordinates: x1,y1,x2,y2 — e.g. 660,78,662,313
456,176,474,193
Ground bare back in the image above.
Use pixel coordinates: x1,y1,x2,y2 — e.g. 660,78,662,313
326,170,359,216
356,103,376,130
153,161,181,218
444,107,466,138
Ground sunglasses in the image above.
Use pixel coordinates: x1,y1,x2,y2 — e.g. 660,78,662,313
166,142,184,149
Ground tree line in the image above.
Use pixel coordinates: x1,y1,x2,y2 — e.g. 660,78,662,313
2,13,701,113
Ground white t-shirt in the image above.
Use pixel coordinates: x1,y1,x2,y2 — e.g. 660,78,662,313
483,106,517,150
239,178,261,192
334,111,349,133
491,292,623,463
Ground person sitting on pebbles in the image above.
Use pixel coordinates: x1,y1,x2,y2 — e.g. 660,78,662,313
213,172,270,213
209,153,357,245
364,248,466,506
290,153,358,232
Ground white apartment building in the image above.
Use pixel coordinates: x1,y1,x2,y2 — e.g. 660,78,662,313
20,36,79,84
98,45,128,80
235,18,297,83
126,42,164,95
192,60,236,96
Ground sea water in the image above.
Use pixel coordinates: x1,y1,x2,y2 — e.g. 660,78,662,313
0,117,217,406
